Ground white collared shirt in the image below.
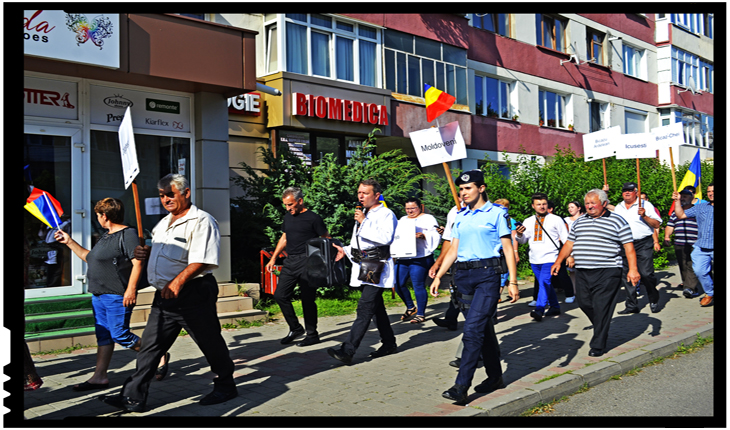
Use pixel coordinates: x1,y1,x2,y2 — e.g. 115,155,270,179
441,205,459,241
147,204,220,290
344,204,397,289
613,199,662,240
517,213,569,265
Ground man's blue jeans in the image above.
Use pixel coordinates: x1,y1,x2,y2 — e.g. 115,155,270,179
691,246,714,297
532,263,560,314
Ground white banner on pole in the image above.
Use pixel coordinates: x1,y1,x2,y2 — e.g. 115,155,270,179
408,121,467,167
118,106,140,189
615,133,656,159
582,126,620,161
650,121,685,150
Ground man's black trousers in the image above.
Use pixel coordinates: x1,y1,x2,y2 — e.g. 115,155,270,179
575,267,622,350
274,253,318,337
621,235,659,309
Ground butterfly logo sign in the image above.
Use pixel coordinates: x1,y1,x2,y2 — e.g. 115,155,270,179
65,13,114,50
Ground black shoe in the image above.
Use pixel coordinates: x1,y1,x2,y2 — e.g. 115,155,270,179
433,317,457,331
617,308,639,315
296,336,321,347
199,389,238,406
473,376,505,394
682,288,700,299
280,327,305,345
327,347,353,365
442,384,469,405
530,310,543,321
449,358,460,369
369,344,397,358
588,348,604,357
649,301,660,313
544,307,561,317
98,394,147,413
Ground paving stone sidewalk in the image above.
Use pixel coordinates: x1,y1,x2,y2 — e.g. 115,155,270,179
21,263,713,420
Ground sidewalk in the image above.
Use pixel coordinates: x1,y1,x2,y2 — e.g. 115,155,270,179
22,263,713,419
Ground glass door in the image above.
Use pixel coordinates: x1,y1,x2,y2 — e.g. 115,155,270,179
24,125,85,298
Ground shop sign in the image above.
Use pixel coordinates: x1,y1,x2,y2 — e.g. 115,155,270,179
90,85,191,132
24,76,78,120
24,10,120,69
227,93,262,116
292,93,388,126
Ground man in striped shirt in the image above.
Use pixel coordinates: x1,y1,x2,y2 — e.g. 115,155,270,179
551,189,640,357
672,182,714,307
664,187,700,298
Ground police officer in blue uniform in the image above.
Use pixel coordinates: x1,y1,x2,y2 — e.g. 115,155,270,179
430,170,519,405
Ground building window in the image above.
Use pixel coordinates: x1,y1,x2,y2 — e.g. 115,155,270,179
671,47,707,91
678,111,713,149
586,29,604,65
623,44,645,79
538,90,569,128
699,60,714,93
471,13,510,37
535,14,566,52
624,109,647,134
384,29,468,105
672,14,713,38
266,14,381,87
589,101,608,133
474,75,515,119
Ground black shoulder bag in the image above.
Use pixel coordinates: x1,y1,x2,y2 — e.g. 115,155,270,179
355,226,385,285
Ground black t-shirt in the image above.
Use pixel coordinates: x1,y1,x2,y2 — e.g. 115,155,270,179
282,210,328,255
86,227,139,295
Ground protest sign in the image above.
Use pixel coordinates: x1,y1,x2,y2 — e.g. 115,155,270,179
409,121,467,168
582,126,620,161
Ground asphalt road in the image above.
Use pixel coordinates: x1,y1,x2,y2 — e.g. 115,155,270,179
530,343,715,417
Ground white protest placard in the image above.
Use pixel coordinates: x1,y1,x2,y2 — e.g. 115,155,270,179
650,122,685,150
615,133,656,159
582,126,620,161
145,197,166,215
118,106,140,189
408,121,467,167
390,218,417,258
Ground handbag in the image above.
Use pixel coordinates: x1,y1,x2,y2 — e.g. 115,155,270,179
354,226,386,285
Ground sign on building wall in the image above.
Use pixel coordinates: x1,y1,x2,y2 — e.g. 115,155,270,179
292,93,388,126
24,10,120,69
89,85,191,132
228,93,262,116
24,76,78,120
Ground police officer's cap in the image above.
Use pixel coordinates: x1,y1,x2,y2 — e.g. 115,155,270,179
455,170,484,186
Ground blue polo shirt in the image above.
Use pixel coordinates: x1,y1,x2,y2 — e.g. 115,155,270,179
452,201,512,261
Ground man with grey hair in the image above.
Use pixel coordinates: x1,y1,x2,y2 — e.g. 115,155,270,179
266,186,329,346
551,189,640,357
99,173,237,412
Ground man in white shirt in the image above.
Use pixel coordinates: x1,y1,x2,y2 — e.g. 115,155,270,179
612,182,662,314
515,193,568,321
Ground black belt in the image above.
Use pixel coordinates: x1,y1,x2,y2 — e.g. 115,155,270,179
352,245,391,263
456,257,500,270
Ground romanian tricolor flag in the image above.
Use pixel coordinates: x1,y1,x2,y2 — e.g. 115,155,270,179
25,187,63,229
424,84,456,123
669,150,702,216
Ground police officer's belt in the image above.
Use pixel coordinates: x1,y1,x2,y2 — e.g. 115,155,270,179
456,257,501,270
352,245,391,263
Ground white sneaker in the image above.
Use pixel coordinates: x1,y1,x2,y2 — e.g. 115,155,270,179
527,300,537,307
565,296,576,304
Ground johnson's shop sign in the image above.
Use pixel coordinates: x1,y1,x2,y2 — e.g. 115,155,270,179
89,85,191,132
24,10,120,69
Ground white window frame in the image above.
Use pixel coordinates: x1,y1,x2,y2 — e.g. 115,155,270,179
589,101,609,133
623,44,646,80
538,89,571,129
474,75,516,119
672,13,713,38
264,14,382,87
671,47,700,89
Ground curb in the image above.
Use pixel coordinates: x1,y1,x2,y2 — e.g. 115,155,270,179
460,323,714,417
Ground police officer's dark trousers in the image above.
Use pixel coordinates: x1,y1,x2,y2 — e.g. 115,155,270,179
453,266,502,387
274,253,318,337
121,274,236,403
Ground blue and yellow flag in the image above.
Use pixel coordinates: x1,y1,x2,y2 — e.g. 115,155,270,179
378,194,388,209
677,150,702,200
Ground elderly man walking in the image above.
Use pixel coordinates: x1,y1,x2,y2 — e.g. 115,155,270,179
672,182,714,307
551,189,640,357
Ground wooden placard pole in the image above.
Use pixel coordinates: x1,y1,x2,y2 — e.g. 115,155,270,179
131,181,145,246
443,162,462,209
669,147,678,192
602,159,608,187
635,158,642,209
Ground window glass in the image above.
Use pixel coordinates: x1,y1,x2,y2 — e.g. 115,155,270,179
359,25,377,39
499,81,509,117
446,64,455,96
310,14,332,28
625,111,646,134
422,59,435,87
385,49,396,91
336,21,353,32
266,24,278,73
497,14,509,36
286,22,308,74
443,44,467,66
384,29,413,52
485,77,498,117
359,40,377,87
311,31,331,77
436,62,446,92
336,37,354,81
396,52,407,94
474,76,483,115
286,13,307,23
407,55,421,96
455,67,467,105
415,37,441,61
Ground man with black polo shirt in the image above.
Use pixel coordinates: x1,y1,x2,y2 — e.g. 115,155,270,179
551,189,640,357
612,182,662,314
266,187,329,346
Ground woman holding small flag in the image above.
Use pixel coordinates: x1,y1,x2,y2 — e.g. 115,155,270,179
55,197,169,391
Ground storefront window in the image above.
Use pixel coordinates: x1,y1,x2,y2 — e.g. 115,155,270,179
89,131,190,245
24,134,72,289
